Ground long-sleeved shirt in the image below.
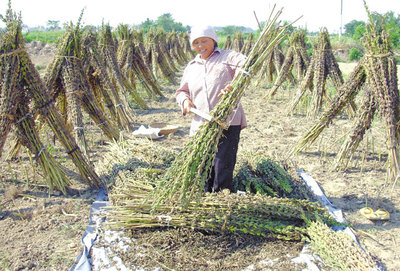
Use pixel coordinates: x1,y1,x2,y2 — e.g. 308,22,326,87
176,48,247,136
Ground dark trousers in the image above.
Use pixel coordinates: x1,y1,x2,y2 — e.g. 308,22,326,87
205,125,241,193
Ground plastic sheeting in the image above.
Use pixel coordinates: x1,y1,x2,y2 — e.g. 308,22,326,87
70,188,109,271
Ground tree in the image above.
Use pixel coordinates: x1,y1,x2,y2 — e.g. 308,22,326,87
46,20,60,31
139,18,154,33
220,25,247,36
344,20,365,37
353,24,366,41
155,13,187,32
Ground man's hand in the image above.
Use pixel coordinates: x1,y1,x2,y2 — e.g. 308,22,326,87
218,85,233,97
182,98,195,116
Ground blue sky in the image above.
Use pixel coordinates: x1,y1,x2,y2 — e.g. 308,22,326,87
1,0,398,33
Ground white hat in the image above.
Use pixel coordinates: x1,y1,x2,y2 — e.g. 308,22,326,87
190,25,219,45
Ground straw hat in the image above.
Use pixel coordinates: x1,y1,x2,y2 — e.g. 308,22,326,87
189,25,219,45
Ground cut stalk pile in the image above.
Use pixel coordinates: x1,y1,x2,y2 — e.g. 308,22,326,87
307,221,378,270
109,189,339,241
98,138,339,241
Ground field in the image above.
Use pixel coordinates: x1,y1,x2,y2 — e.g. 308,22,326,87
0,41,400,270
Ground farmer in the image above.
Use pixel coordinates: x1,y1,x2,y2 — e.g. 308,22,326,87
176,25,247,193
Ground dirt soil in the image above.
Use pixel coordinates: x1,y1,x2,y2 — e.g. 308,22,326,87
1,42,400,270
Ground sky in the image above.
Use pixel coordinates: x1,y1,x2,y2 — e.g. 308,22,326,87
1,0,398,33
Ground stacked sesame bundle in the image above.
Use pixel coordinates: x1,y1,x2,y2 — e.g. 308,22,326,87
293,3,400,180
116,24,163,98
267,29,310,98
44,16,121,152
146,29,178,84
81,28,134,131
289,28,356,117
99,23,147,108
0,6,101,191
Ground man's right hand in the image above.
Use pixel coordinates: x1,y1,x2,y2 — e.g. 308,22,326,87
182,99,195,116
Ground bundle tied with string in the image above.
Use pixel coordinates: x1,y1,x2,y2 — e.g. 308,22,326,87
288,28,356,118
0,4,101,193
116,24,163,98
150,7,292,209
98,23,148,109
81,28,134,131
267,29,309,98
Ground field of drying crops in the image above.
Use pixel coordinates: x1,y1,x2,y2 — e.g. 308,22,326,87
1,7,400,269
0,38,399,270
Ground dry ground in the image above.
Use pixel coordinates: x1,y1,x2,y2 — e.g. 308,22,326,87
0,42,399,270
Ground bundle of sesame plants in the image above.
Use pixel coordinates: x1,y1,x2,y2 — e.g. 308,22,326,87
180,32,195,59
150,6,292,209
223,35,232,50
116,24,163,98
240,32,255,56
133,30,150,63
98,138,338,241
146,29,177,84
267,29,310,98
289,28,356,117
234,153,311,200
166,31,188,66
292,2,400,182
254,37,287,85
231,31,245,53
0,3,100,191
110,188,340,241
307,221,379,270
98,23,147,109
81,27,134,131
44,16,120,148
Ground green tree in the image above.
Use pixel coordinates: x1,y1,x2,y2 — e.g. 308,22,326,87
220,25,247,36
353,24,366,41
155,13,186,32
46,20,60,31
139,18,155,33
344,20,365,37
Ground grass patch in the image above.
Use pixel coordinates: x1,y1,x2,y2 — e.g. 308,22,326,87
23,30,64,43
